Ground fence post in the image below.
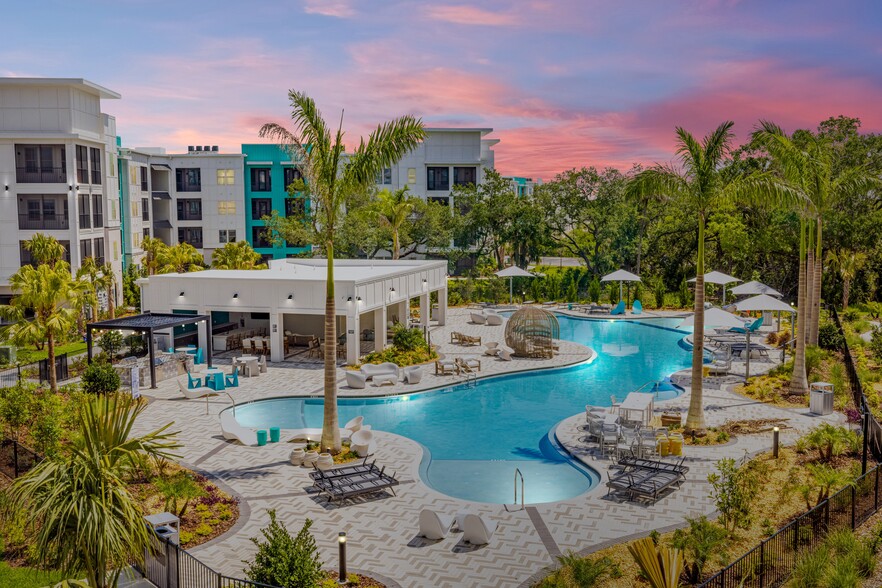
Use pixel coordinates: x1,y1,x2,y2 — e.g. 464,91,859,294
852,486,857,529
793,516,799,551
759,540,766,588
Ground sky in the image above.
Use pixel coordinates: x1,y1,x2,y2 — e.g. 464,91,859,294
3,0,881,179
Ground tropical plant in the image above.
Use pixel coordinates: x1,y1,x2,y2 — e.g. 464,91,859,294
627,536,683,588
259,91,425,452
707,457,762,532
23,233,66,265
0,382,33,442
670,516,729,583
141,237,168,275
626,121,795,431
81,361,121,395
157,242,205,274
817,321,845,350
100,262,117,319
75,256,104,323
802,424,859,462
6,394,180,588
390,324,426,352
827,249,867,310
374,187,418,259
155,472,204,518
212,241,268,270
244,510,323,588
791,545,831,588
538,551,620,587
799,463,856,508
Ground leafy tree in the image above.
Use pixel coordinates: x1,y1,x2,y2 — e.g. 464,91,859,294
76,256,103,323
97,329,124,359
23,233,66,265
7,394,180,588
141,237,167,275
212,241,268,270
707,457,762,532
670,516,729,583
30,390,64,456
122,264,144,307
259,91,425,453
155,472,203,518
244,510,323,588
826,249,866,310
81,361,121,395
0,382,33,442
375,187,417,259
157,243,205,274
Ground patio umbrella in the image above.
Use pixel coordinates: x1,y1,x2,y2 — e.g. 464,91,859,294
600,269,641,304
688,271,742,304
731,294,796,381
729,280,783,298
495,266,536,304
677,307,746,330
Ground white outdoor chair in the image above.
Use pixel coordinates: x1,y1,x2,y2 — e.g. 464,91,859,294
350,429,374,457
177,378,213,399
485,313,504,326
345,371,367,389
470,312,487,325
258,354,268,373
403,365,423,384
343,416,364,434
497,347,513,361
418,509,454,540
462,514,498,545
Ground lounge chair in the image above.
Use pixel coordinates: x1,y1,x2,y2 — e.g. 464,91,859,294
361,362,400,381
219,411,257,446
632,300,643,315
470,312,487,325
344,416,364,434
418,509,455,540
485,313,504,326
312,464,399,503
459,334,481,346
403,365,423,384
177,377,213,399
462,514,498,545
457,357,481,373
497,347,513,361
345,371,367,389
610,301,626,315
435,353,457,375
350,429,375,457
483,344,500,357
706,358,731,376
730,316,763,334
225,366,239,387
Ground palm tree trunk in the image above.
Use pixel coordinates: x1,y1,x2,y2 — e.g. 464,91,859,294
804,247,814,345
46,329,57,394
107,284,116,318
843,278,851,311
790,220,809,394
392,230,400,260
809,220,822,345
321,240,342,453
686,215,706,433
91,292,98,323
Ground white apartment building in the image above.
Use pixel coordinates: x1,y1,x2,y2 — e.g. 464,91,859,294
118,146,246,266
0,78,123,307
373,128,497,204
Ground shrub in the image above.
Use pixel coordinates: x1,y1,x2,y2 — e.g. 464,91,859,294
670,516,728,583
448,290,463,306
588,279,601,304
869,328,882,360
678,279,691,308
842,308,861,323
538,552,620,587
391,325,426,352
81,361,121,395
805,345,826,378
802,423,859,462
97,330,124,358
791,545,830,588
653,279,666,309
0,382,34,442
707,458,761,532
818,321,845,350
244,510,323,588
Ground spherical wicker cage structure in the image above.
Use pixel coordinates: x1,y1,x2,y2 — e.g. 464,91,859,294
504,307,560,358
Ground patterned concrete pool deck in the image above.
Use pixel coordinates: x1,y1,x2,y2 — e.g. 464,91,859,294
132,307,841,588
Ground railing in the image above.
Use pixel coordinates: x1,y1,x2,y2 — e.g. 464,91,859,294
0,437,43,479
0,352,71,389
16,166,66,183
17,213,70,230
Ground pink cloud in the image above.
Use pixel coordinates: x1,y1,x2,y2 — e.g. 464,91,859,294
303,0,354,18
424,4,521,26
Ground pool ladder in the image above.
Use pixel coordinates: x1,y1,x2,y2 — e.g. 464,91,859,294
462,371,478,387
506,468,525,512
634,379,663,397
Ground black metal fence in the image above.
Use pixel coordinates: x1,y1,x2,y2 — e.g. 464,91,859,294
699,308,882,587
0,437,43,479
0,352,70,389
139,534,280,588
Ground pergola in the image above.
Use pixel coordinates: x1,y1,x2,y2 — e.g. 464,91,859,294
86,312,212,389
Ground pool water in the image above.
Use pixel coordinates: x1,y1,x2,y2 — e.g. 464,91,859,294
232,316,692,504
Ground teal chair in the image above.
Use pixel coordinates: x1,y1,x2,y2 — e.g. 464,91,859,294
632,300,643,315
225,365,239,387
168,347,174,353
186,371,203,389
194,348,204,365
610,301,626,315
730,316,763,334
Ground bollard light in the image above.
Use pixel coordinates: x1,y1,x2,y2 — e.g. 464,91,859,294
773,426,780,458
338,532,347,584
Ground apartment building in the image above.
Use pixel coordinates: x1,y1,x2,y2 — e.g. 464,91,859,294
0,78,123,307
504,176,541,197
241,144,310,261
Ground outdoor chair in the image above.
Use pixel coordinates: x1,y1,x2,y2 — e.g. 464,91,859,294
177,377,213,399
258,354,267,373
609,395,621,414
462,514,498,545
186,371,203,389
457,357,481,373
225,366,239,387
610,301,626,315
497,347,513,361
435,354,457,375
418,509,455,540
486,313,504,326
470,312,487,325
403,365,423,384
632,300,643,315
350,429,375,457
345,371,367,389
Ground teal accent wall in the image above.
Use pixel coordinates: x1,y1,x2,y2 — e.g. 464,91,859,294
241,144,310,260
117,137,128,270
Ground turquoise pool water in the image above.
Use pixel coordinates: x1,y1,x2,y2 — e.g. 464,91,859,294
232,316,692,504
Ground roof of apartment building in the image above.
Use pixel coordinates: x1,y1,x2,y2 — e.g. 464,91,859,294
0,77,120,100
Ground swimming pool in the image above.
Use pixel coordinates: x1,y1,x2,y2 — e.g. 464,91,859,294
232,315,693,504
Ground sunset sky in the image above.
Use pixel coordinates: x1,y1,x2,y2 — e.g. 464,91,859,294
5,0,881,179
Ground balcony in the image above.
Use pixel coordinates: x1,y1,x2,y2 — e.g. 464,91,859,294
16,167,66,184
177,211,202,221
18,214,70,230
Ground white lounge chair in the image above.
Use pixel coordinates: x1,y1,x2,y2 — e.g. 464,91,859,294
462,514,498,545
177,378,214,399
403,365,423,384
360,362,400,381
343,416,364,433
470,312,487,325
288,424,371,442
345,371,367,389
350,429,374,457
497,347,513,361
418,509,454,540
219,411,257,446
485,313,504,326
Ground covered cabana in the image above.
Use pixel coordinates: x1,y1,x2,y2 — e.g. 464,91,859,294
504,307,560,358
86,312,212,389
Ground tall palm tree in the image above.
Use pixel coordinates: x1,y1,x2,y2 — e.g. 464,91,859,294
157,243,204,274
23,233,66,265
827,250,867,310
76,257,103,322
0,262,86,393
211,240,268,269
260,91,426,452
7,394,179,588
141,237,167,275
375,187,417,259
101,262,117,318
626,122,795,432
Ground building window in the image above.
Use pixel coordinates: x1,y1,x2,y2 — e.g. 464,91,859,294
133,231,141,249
251,226,272,249
219,229,237,244
78,193,91,229
176,198,202,221
93,237,105,265
80,239,93,261
218,201,236,215
130,165,138,186
92,194,104,228
15,144,67,183
76,145,89,184
178,227,203,248
143,228,150,240
407,168,416,184
142,198,149,221
251,198,273,220
428,196,449,206
140,166,148,191
89,148,102,184
427,166,449,191
376,167,392,185
175,168,201,192
111,200,117,221
283,167,302,188
250,167,272,191
17,195,70,230
285,198,305,217
453,166,477,187
217,169,235,185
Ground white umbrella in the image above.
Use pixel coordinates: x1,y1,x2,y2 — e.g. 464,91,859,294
600,269,641,303
495,266,536,304
732,294,794,313
688,271,742,304
677,307,746,330
729,281,783,298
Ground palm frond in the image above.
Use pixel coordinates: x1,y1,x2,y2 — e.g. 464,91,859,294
346,115,427,187
674,127,704,177
703,121,736,166
625,166,690,203
724,171,811,213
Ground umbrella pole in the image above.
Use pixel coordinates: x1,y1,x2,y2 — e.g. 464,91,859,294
745,330,751,381
509,277,513,305
619,282,623,304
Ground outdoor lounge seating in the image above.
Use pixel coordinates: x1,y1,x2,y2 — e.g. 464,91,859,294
470,312,487,325
462,513,498,545
225,366,239,387
457,334,481,346
186,371,203,389
361,362,400,381
345,371,367,389
177,377,213,399
730,316,763,334
350,429,375,457
220,411,257,446
632,300,643,315
610,301,626,315
403,365,423,384
485,313,504,326
497,347,513,361
457,356,481,373
418,509,455,540
605,456,689,503
435,353,457,375
310,460,399,503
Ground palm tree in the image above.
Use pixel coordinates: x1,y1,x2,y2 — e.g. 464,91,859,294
827,249,866,310
141,237,167,275
101,262,117,318
626,122,795,432
7,393,179,588
1,262,87,393
76,257,103,322
23,233,66,265
375,187,417,259
260,91,426,452
211,241,268,270
157,243,204,274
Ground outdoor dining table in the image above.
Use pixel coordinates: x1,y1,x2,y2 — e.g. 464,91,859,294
235,355,260,377
618,392,655,426
204,367,225,391
175,347,196,354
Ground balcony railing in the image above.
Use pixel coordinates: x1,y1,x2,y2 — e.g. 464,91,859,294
18,214,70,230
177,211,202,221
16,167,66,183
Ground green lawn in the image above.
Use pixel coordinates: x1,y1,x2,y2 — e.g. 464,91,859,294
0,562,65,588
12,341,87,366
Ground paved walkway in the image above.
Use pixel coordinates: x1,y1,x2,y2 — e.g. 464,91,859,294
130,307,842,588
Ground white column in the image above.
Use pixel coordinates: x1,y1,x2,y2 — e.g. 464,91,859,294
374,306,387,350
270,312,283,363
196,309,208,353
437,287,447,325
346,314,360,365
419,293,430,327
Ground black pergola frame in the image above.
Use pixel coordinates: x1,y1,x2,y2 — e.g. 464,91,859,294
86,312,213,389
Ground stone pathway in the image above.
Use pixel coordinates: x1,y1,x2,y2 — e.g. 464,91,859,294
130,307,843,588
